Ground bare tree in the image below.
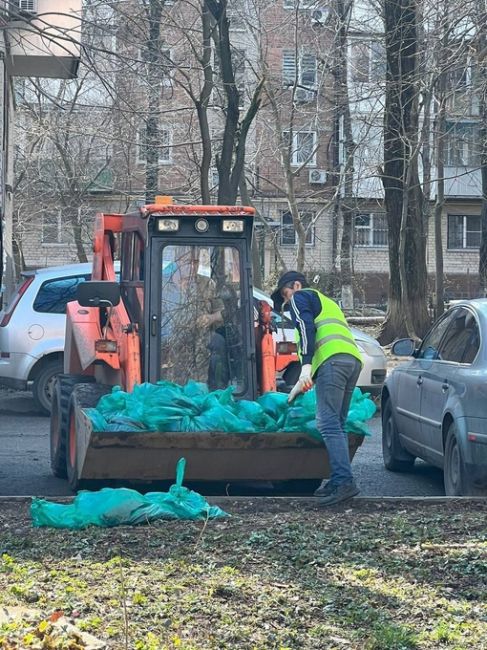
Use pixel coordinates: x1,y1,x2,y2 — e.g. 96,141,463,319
476,4,487,293
331,0,355,309
14,73,114,265
380,0,429,342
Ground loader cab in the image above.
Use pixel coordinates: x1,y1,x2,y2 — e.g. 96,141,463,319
121,205,257,401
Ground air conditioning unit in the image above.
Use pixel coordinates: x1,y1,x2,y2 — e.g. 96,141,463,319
309,169,327,184
294,87,315,104
11,0,37,15
311,8,329,24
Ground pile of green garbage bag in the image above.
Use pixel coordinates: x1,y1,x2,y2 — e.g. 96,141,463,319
31,458,228,529
84,381,376,439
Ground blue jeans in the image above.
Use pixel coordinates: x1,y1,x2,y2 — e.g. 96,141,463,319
315,353,362,486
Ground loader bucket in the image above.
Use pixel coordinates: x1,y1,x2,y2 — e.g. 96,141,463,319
70,407,364,486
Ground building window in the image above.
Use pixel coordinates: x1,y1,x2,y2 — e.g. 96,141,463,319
354,213,388,247
281,210,315,246
12,0,37,14
350,41,386,83
282,50,317,89
444,121,480,167
283,130,317,166
137,127,171,164
42,213,62,245
447,214,481,249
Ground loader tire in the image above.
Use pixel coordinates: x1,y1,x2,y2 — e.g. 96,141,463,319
66,383,112,492
50,374,95,478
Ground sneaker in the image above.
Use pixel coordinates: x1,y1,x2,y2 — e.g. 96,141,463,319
318,482,360,507
314,479,334,497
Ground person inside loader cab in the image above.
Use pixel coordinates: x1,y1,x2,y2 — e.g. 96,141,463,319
272,271,363,506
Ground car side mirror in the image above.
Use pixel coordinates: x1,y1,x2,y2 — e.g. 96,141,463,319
392,338,416,357
77,281,120,308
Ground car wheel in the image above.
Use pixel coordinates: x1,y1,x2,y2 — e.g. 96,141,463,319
32,359,64,415
382,398,415,472
444,422,486,496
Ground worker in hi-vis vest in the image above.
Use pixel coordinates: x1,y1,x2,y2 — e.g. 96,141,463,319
272,271,363,506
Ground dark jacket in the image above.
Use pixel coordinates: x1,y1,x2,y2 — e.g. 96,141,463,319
287,289,322,365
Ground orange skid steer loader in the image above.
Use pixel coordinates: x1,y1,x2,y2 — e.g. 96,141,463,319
50,202,364,490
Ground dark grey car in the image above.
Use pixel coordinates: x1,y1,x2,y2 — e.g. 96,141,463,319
381,300,487,496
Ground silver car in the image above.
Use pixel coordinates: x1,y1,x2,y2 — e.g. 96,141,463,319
382,299,487,496
0,263,92,413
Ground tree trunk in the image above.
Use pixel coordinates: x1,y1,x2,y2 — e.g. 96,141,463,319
434,75,446,316
334,0,355,310
239,174,263,286
197,3,213,204
206,0,240,204
477,1,487,294
67,207,88,263
145,0,163,204
380,0,429,344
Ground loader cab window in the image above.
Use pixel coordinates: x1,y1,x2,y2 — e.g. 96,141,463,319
160,244,245,393
121,232,144,327
121,232,144,282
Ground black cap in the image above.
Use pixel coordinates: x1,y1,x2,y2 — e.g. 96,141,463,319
271,270,307,312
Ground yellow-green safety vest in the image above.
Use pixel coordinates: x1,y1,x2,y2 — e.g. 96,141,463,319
295,289,363,376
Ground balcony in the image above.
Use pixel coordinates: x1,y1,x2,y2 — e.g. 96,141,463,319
4,0,81,79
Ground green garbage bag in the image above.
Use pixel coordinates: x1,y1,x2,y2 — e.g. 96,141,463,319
84,408,109,431
86,381,375,437
182,381,209,398
257,392,289,420
235,400,276,431
31,459,228,529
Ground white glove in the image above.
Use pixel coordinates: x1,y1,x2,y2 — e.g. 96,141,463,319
288,364,313,403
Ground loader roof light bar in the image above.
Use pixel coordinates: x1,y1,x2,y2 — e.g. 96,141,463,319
140,204,255,219
157,218,179,232
222,219,244,233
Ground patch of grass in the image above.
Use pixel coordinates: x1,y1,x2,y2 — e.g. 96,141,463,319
0,501,486,649
366,621,419,649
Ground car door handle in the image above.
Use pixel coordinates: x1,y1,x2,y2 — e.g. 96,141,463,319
442,382,449,392
417,376,423,386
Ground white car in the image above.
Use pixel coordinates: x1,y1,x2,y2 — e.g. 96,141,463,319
0,263,93,413
253,287,387,396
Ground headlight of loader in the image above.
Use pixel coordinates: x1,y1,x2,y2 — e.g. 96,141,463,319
157,219,179,232
222,219,244,233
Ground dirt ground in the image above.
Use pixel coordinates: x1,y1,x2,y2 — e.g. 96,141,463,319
1,498,486,649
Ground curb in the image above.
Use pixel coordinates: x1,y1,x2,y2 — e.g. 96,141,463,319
1,495,486,504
